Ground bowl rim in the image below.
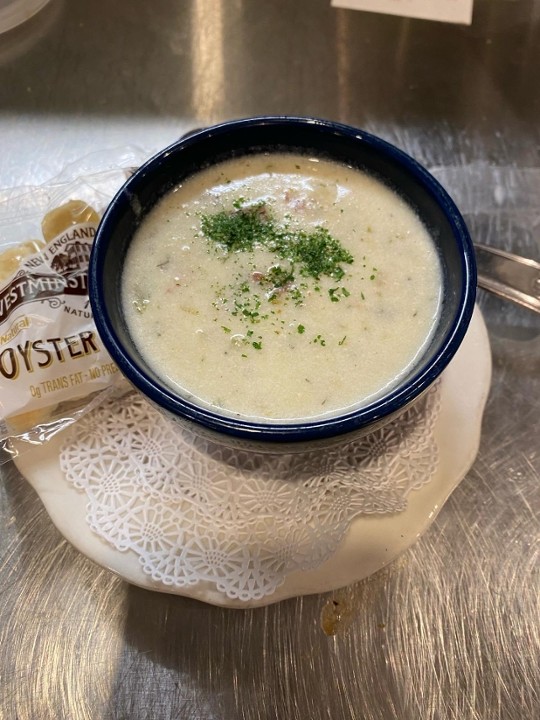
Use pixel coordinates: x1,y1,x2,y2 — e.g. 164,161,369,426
89,115,477,443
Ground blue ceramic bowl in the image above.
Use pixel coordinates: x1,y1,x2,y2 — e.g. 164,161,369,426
89,117,476,450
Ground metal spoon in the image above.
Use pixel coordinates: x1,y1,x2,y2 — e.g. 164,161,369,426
474,243,540,314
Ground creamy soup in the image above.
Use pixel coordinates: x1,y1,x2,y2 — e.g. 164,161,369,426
122,153,442,421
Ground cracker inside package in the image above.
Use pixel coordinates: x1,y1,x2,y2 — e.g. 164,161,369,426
0,196,125,458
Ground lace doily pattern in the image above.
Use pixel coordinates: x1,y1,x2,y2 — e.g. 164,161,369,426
59,387,440,601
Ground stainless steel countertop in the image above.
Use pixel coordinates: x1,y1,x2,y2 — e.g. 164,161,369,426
0,1,538,718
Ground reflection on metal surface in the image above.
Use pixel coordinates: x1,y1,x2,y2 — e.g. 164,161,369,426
190,0,225,120
0,0,63,65
335,11,351,120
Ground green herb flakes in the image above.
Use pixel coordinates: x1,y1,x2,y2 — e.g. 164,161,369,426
328,286,351,302
199,199,359,349
201,201,353,283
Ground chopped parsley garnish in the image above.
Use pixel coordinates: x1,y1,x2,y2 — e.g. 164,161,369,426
328,286,351,302
200,200,353,282
198,198,367,353
265,264,294,289
200,202,273,253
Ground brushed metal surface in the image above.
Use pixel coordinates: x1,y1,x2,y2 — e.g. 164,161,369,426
0,1,539,718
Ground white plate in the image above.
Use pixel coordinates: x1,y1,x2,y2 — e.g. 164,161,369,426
13,307,491,608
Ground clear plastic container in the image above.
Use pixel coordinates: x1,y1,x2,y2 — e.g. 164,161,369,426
0,0,51,34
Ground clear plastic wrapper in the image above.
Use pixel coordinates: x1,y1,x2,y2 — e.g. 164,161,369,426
0,148,148,464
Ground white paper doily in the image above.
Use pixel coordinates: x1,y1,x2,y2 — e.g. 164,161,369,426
58,384,440,602
14,307,491,607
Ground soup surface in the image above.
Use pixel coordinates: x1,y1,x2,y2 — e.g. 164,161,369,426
122,153,442,421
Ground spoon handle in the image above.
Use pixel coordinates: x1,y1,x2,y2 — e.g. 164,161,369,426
474,243,540,314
